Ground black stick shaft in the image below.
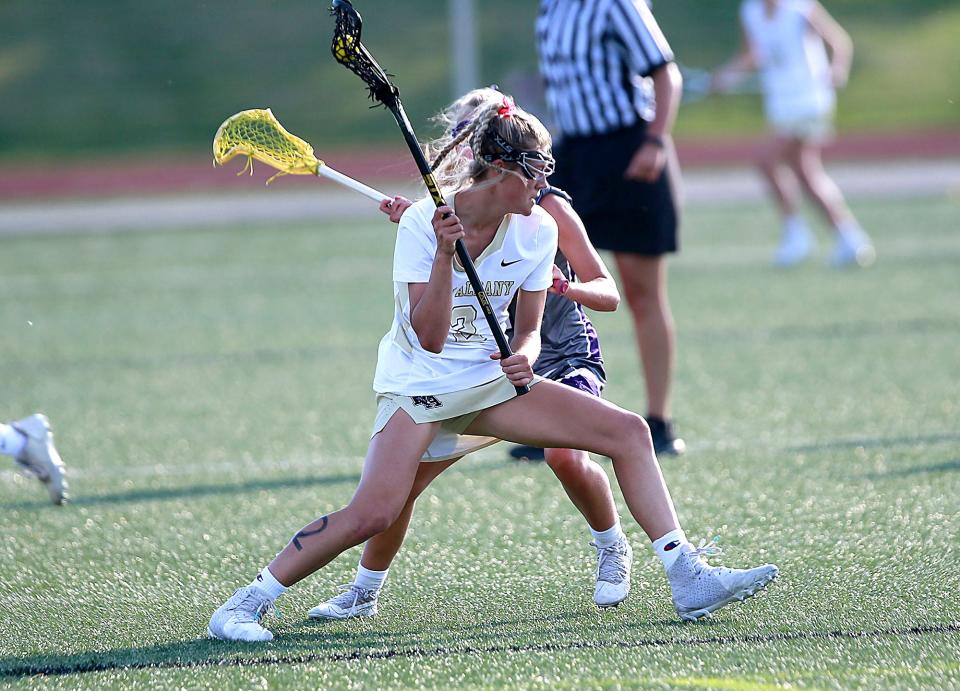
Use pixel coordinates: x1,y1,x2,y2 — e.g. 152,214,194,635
389,102,528,396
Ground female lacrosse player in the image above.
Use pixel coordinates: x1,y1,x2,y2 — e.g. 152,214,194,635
208,97,777,642
712,0,874,267
309,88,635,618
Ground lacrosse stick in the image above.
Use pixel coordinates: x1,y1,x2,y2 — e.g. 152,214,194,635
213,108,390,203
679,63,763,104
330,0,528,395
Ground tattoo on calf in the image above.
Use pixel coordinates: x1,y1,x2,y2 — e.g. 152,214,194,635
291,515,329,551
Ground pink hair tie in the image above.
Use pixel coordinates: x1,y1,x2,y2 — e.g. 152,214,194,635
497,96,516,118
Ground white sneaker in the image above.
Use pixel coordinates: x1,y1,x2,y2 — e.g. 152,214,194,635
208,586,276,641
668,539,778,621
830,228,876,268
308,583,379,620
12,414,67,505
593,536,633,607
773,221,814,267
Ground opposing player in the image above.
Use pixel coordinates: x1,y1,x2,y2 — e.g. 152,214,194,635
0,413,68,504
310,90,630,618
208,96,777,642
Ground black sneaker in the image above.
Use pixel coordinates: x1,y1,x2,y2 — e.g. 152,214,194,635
508,445,545,461
646,416,686,456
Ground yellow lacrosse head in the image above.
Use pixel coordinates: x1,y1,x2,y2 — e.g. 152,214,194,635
332,35,357,63
213,108,320,183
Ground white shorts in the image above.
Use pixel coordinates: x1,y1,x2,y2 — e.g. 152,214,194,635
372,375,542,462
769,111,834,142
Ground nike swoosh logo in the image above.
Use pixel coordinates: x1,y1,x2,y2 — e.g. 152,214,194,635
500,258,522,267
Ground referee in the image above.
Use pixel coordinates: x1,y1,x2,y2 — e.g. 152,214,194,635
536,0,686,455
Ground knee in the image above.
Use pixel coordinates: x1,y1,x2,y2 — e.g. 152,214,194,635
756,155,779,177
624,288,655,320
545,448,592,480
613,411,654,453
347,506,399,543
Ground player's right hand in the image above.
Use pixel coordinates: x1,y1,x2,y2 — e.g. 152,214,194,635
379,195,412,223
432,206,464,257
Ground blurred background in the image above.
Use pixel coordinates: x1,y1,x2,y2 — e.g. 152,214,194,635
1,0,957,203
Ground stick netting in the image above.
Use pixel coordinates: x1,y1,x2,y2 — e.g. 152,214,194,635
213,108,320,182
330,0,398,106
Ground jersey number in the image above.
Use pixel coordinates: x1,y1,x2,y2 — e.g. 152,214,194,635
450,305,485,342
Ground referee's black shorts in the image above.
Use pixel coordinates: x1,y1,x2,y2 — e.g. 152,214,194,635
550,123,680,256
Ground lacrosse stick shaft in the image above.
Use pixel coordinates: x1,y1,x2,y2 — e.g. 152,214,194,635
389,102,528,395
317,163,390,203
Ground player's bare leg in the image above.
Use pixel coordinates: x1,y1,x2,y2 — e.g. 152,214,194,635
466,380,679,540
209,410,436,641
269,411,437,586
544,448,617,530
544,446,632,606
308,458,456,620
762,137,815,266
787,141,874,267
466,381,777,620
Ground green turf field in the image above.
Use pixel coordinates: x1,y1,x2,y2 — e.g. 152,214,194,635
1,193,959,688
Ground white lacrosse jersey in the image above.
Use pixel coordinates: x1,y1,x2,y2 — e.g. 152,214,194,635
740,0,835,124
373,195,558,396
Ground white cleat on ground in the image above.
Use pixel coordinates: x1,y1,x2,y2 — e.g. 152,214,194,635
308,584,379,620
830,229,876,268
668,540,778,622
12,414,68,505
208,586,276,641
773,222,815,267
593,536,633,608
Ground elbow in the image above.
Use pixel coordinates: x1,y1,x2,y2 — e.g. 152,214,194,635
596,280,622,312
418,337,445,354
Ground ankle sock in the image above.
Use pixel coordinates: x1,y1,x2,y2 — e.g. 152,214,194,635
0,424,27,458
355,563,389,592
590,519,625,549
251,567,287,599
652,528,690,572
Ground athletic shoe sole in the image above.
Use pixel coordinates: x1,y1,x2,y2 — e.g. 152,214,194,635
307,603,378,620
207,625,273,642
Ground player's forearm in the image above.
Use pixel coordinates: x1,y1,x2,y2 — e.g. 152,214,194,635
509,330,542,365
411,256,454,353
713,51,755,91
648,62,682,139
564,277,620,312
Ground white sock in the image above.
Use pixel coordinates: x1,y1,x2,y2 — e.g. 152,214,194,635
783,214,808,236
0,424,27,458
590,519,625,549
652,528,690,572
251,567,287,599
355,563,389,592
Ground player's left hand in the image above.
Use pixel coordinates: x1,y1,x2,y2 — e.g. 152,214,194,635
624,141,666,182
548,264,569,296
490,351,534,387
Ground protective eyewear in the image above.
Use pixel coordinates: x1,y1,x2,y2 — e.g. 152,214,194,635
483,132,555,181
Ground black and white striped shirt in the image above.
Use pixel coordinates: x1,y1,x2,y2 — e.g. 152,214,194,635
536,0,674,138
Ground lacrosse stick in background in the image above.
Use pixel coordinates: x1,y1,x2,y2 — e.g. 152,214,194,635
213,108,390,203
679,63,763,104
330,0,528,395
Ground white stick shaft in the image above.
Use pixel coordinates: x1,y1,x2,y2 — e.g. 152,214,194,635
316,163,390,203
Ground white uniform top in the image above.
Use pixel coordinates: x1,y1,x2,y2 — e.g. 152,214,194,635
740,0,835,124
373,195,558,396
